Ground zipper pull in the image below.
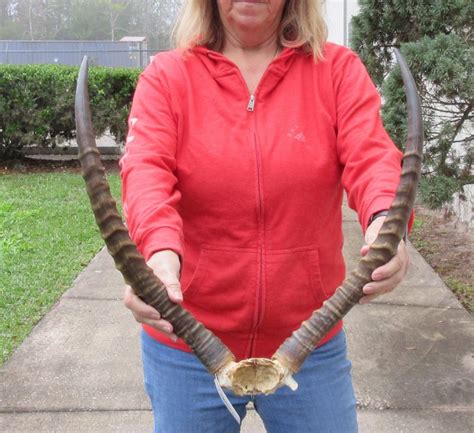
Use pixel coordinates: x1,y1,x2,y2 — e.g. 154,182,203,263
247,95,256,112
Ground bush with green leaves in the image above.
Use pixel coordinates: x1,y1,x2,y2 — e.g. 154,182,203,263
351,0,473,207
418,175,462,209
0,64,140,159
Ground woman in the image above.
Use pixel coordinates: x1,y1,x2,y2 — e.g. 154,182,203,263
120,1,410,432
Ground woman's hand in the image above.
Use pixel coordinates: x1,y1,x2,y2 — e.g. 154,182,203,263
123,249,182,341
359,216,410,304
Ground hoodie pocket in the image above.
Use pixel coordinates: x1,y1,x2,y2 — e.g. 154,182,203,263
182,245,258,334
262,245,327,331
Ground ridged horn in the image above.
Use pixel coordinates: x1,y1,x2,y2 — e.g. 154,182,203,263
273,49,423,373
74,56,235,375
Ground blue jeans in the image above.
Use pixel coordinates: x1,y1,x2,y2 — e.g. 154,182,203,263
141,330,358,433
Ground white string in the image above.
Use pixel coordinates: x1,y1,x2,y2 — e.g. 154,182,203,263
214,375,241,425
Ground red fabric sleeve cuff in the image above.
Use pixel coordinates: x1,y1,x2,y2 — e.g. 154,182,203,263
140,227,185,262
362,196,415,234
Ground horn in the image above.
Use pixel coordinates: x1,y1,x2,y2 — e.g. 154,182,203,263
74,56,235,375
75,50,423,397
271,48,423,376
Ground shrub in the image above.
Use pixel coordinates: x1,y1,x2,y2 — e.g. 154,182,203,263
0,64,140,159
351,0,474,205
418,175,462,209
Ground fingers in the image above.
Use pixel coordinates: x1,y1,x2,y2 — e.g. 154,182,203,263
371,242,409,282
360,244,370,256
123,285,178,341
359,241,410,304
122,250,183,341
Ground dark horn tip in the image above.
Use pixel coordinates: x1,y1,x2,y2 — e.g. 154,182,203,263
77,56,89,86
394,48,409,75
75,55,96,158
80,55,88,68
394,48,402,61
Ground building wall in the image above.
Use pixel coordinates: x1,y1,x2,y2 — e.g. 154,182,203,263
325,0,360,47
450,185,474,229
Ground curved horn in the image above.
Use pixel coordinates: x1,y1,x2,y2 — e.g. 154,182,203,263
272,49,423,374
75,51,423,397
74,56,235,375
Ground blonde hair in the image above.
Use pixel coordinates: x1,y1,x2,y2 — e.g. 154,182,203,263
173,0,328,59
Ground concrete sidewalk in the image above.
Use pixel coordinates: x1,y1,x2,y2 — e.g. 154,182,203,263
1,206,473,433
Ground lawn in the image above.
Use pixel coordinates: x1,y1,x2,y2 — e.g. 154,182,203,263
0,171,121,364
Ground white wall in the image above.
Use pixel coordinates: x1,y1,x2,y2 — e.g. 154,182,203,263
450,185,474,229
324,0,360,46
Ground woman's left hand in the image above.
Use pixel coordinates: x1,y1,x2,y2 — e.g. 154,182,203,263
359,216,410,304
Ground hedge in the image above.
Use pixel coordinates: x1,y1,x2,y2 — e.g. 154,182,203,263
0,64,140,159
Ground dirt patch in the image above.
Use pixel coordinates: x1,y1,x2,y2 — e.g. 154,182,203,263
0,157,119,175
411,204,474,313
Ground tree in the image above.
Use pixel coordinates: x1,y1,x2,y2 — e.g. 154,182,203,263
127,0,182,49
0,0,18,39
0,0,74,40
0,0,182,48
351,0,473,190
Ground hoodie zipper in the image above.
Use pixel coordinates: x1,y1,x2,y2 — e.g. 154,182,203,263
235,60,279,358
249,128,265,357
198,47,290,357
245,92,265,358
247,95,256,112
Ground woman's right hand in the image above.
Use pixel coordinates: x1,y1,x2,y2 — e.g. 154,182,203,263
123,249,182,342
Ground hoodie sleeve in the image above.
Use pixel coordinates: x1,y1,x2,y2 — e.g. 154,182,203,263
119,61,184,262
333,49,413,232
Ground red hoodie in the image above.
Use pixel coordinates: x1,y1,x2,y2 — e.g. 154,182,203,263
120,43,404,360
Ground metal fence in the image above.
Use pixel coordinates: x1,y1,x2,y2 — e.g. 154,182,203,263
0,39,159,68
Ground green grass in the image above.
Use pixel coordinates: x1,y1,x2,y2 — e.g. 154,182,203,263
0,172,121,364
412,217,424,230
445,277,474,313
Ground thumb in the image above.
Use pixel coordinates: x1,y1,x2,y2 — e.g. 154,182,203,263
147,250,182,303
361,229,377,257
365,216,386,245
159,273,183,303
